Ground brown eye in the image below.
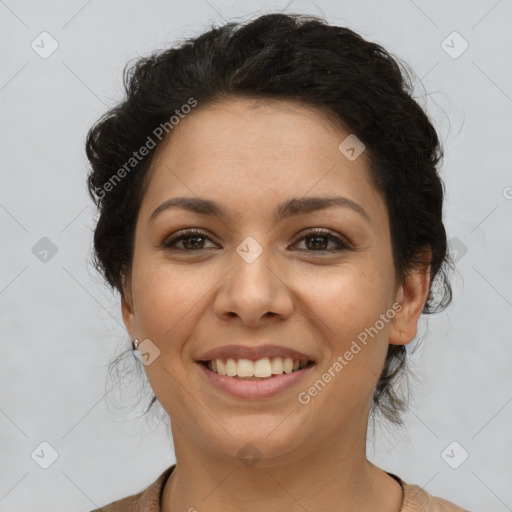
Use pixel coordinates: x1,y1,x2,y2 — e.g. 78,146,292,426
162,229,216,251
161,228,351,254
293,229,351,253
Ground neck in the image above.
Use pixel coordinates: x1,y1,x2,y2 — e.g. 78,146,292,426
162,418,403,512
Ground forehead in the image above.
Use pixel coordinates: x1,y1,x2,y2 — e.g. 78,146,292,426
141,97,385,223
150,97,349,169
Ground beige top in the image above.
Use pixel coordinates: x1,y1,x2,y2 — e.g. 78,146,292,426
89,465,469,512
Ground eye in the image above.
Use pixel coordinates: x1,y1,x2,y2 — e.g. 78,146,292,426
292,228,352,253
161,229,216,251
161,228,351,253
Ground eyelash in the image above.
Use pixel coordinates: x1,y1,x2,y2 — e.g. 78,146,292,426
161,228,352,254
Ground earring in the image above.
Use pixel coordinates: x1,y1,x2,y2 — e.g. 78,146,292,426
132,338,140,351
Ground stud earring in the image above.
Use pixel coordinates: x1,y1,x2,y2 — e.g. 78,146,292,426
132,338,140,351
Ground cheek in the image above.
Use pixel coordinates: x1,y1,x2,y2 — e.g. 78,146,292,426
296,260,393,340
131,260,210,347
297,260,393,403
296,267,392,421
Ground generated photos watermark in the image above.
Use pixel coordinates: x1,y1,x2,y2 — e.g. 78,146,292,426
93,97,198,200
297,302,403,405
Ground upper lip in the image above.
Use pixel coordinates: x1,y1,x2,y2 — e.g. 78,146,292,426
196,344,315,362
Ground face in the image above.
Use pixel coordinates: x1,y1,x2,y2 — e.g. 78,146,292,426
122,97,428,466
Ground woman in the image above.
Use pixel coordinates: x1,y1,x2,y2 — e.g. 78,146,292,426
86,12,467,511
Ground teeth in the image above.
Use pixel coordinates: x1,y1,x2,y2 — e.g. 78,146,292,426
254,358,272,378
225,358,237,377
237,358,254,377
271,357,283,374
206,357,310,378
217,359,226,376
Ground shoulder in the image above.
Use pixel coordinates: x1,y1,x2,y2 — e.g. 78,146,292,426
88,465,175,512
401,480,469,512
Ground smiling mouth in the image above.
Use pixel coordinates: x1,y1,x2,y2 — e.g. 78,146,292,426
197,357,314,379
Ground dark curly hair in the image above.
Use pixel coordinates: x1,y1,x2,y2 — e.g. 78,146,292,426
85,12,453,426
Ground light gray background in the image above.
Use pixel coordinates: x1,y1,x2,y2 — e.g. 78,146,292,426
1,1,511,511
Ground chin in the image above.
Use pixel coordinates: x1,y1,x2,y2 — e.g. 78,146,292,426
203,415,311,467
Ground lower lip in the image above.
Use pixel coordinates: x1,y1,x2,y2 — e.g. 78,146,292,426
196,362,315,399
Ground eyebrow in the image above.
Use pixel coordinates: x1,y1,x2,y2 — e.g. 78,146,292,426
149,195,370,224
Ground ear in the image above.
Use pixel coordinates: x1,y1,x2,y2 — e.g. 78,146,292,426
121,272,138,341
388,251,432,346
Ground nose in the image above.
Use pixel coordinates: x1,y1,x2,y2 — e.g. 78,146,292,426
213,241,294,326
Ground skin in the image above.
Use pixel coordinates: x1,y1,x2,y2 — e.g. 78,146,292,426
121,97,431,512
